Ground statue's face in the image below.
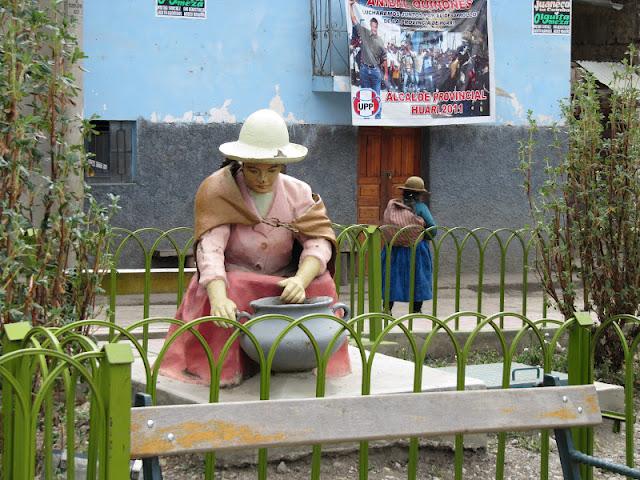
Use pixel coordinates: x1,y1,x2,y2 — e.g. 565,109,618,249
243,163,282,193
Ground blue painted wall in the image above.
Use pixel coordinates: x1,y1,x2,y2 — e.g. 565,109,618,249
84,0,571,126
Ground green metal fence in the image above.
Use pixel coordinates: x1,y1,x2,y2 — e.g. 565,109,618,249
1,312,638,480
0,322,133,480
2,225,635,479
105,225,549,338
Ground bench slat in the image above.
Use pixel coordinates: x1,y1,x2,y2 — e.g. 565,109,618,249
131,386,601,457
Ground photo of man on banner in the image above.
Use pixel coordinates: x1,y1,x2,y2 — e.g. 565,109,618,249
349,0,387,119
346,0,495,127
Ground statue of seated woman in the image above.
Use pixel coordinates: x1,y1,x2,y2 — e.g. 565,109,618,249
160,109,351,387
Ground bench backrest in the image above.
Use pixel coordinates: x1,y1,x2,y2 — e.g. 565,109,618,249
131,385,601,457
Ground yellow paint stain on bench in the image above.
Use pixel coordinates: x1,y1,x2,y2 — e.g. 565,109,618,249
539,393,599,421
132,420,287,456
585,394,599,414
540,408,577,421
180,421,287,446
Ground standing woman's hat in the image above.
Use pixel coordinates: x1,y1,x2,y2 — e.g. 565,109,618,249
219,109,308,163
398,176,429,193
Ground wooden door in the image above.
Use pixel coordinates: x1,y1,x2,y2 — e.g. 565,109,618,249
357,127,422,224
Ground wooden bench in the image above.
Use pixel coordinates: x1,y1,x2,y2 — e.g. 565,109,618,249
130,375,640,480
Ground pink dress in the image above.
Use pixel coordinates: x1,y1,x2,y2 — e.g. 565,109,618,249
159,172,351,386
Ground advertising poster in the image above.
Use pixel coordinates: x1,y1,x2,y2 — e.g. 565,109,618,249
532,0,571,35
156,0,206,19
346,0,495,126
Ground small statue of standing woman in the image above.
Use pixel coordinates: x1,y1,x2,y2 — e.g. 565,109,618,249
160,109,351,387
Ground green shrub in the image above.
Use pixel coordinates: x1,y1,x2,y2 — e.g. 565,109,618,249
0,1,118,327
520,47,640,370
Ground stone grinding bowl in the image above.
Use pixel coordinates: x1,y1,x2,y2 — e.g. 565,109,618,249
237,296,350,372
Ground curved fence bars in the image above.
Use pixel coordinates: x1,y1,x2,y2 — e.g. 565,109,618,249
1,312,637,480
103,226,549,347
0,322,132,480
107,227,194,348
4,224,637,479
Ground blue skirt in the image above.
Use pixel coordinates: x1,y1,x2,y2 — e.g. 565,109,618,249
381,242,433,302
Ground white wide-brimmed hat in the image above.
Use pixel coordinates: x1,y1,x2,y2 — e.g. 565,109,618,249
219,109,308,163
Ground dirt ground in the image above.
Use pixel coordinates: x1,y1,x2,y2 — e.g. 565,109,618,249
159,412,640,480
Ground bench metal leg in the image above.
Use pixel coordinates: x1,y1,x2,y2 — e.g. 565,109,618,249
553,424,583,480
134,393,163,480
568,448,640,479
544,373,582,480
544,375,640,480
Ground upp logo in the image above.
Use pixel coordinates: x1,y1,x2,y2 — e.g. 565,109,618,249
353,89,381,118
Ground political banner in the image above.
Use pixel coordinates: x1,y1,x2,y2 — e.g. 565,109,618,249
156,0,206,19
532,0,571,35
346,0,495,126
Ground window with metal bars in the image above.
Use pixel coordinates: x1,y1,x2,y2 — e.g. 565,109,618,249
85,120,135,183
311,0,349,77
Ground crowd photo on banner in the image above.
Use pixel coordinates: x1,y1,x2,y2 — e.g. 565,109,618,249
347,0,494,125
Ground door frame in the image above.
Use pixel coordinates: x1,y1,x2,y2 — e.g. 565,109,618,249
356,126,429,224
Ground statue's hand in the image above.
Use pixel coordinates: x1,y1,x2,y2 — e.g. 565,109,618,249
210,298,237,328
206,279,237,328
278,277,306,304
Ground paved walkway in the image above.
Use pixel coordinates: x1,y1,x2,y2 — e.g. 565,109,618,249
94,273,565,336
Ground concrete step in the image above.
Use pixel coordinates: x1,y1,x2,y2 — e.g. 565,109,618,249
436,362,624,414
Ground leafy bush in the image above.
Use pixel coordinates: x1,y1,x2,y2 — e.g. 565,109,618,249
520,48,640,369
0,1,118,327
